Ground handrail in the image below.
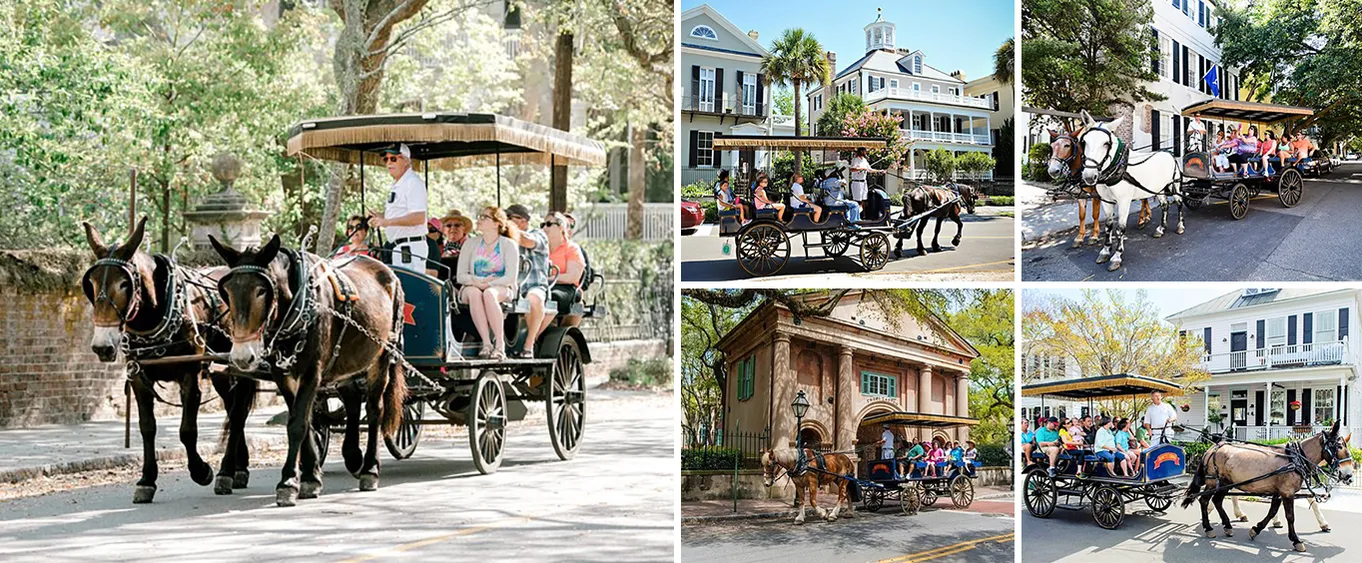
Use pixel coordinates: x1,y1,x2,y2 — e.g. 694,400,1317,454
1198,338,1350,373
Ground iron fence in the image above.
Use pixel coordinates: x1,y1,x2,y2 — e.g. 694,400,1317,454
683,426,771,468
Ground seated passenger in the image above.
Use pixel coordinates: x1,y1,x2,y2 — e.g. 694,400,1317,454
440,210,472,277
788,171,823,222
900,438,926,476
822,174,861,227
1212,131,1233,173
964,440,978,477
1035,417,1063,477
949,441,966,475
1115,418,1136,476
1019,419,1036,466
1093,417,1127,477
334,215,372,257
542,212,585,331
1259,130,1279,176
751,173,785,220
506,205,552,359
714,178,747,223
925,440,946,477
456,206,521,360
1288,130,1315,165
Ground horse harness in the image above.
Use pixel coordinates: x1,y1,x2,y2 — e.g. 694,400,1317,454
1198,433,1345,503
1082,127,1179,203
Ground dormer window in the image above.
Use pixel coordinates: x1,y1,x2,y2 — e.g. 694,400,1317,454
913,55,922,74
690,25,718,41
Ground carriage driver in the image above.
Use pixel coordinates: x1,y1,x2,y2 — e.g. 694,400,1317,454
879,424,896,460
1143,389,1177,445
367,143,428,272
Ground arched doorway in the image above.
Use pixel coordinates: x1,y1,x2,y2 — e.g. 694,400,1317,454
798,427,824,450
855,404,898,460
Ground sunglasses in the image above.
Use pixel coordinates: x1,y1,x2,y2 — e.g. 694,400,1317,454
382,155,402,163
479,214,493,221
540,221,560,228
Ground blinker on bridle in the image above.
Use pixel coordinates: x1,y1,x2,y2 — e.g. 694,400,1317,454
217,264,280,343
82,255,142,328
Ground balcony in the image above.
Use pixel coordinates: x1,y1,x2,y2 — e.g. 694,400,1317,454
865,87,993,110
902,129,993,146
681,94,766,120
1198,339,1349,374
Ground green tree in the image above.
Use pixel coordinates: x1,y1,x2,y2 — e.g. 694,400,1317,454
761,28,831,171
1021,0,1164,114
921,148,958,183
994,36,1015,85
814,93,866,137
948,290,1015,446
956,152,997,182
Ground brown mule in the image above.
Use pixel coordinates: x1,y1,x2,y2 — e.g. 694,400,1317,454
761,447,858,524
1048,127,1151,248
1181,422,1354,552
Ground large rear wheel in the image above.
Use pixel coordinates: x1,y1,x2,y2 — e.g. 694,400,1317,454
468,375,507,475
1229,183,1250,220
384,401,424,460
1278,168,1303,207
950,474,975,508
1092,485,1126,529
1024,469,1057,518
736,223,790,277
547,336,586,460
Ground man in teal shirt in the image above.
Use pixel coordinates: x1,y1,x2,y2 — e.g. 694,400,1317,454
900,439,926,477
1035,417,1063,477
1020,419,1036,467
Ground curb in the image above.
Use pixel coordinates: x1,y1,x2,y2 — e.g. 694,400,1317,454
682,510,798,523
0,435,287,485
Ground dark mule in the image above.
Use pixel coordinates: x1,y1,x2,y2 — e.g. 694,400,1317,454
82,217,258,503
896,184,977,258
210,234,406,507
1180,422,1353,552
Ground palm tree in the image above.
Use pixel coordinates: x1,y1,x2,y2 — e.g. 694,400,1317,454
993,37,1014,86
762,28,831,171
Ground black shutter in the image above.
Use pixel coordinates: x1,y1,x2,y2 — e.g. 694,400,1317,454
688,130,698,168
1152,109,1161,150
1183,45,1191,87
1199,1,1204,27
1303,389,1313,425
1304,313,1313,345
691,65,700,108
1172,115,1181,156
735,71,744,111
756,75,765,116
1288,389,1297,425
716,147,724,170
1151,28,1160,75
1340,385,1345,424
1257,319,1266,350
1204,327,1212,355
1255,391,1265,426
1341,308,1350,340
1172,39,1181,85
1198,55,1205,93
715,68,724,110
1288,315,1297,346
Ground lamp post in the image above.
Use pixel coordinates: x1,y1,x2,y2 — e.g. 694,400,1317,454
791,390,810,452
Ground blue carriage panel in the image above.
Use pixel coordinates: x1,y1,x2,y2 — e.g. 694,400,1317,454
717,209,742,236
1143,443,1186,481
863,460,898,481
392,268,446,366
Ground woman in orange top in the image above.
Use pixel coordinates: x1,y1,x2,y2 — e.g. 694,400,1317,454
543,211,586,329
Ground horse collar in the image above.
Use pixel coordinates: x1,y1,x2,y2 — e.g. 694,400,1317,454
124,255,188,353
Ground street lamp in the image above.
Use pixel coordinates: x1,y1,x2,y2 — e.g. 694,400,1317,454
791,390,810,451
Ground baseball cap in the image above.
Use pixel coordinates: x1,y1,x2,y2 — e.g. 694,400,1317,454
380,143,412,159
1047,416,1059,424
505,204,532,220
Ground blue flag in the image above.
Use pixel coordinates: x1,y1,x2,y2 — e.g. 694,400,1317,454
1203,65,1221,98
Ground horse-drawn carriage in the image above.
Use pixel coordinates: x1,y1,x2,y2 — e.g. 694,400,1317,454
1177,99,1316,220
858,411,981,516
706,134,972,277
1021,375,1188,529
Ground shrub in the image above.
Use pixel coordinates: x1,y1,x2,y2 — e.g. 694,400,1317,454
1024,143,1053,181
1177,441,1211,470
681,181,718,224
976,444,1010,467
608,357,672,387
682,447,743,471
985,195,1014,206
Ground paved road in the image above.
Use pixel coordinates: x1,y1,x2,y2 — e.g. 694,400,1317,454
681,208,1015,283
1022,162,1362,281
1021,486,1362,562
683,497,1015,563
0,389,673,562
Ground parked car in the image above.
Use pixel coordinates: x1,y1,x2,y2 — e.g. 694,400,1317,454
1348,152,1360,161
1306,149,1334,176
680,200,705,234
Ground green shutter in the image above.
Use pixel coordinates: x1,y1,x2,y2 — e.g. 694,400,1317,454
888,376,897,398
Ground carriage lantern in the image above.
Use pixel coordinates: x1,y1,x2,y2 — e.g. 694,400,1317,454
791,390,810,448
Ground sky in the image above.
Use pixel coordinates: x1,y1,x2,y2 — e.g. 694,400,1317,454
1023,287,1237,320
681,0,1014,89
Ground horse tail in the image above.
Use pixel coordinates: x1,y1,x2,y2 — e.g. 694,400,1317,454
1181,449,1209,509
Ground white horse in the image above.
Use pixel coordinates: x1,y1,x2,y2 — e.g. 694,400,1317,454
1077,111,1186,271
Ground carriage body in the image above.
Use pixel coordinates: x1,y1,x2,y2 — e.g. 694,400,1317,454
1178,99,1314,220
854,412,982,515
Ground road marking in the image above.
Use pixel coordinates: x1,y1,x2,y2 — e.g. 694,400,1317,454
336,515,538,562
874,532,1015,563
910,259,1016,274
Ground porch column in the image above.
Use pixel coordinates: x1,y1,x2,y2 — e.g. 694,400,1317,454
918,365,933,442
986,116,992,144
956,372,971,442
771,333,795,448
930,112,937,140
837,346,856,460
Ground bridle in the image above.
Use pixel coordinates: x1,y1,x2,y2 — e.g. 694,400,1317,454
82,256,143,329
215,248,317,368
217,264,279,344
1079,126,1130,186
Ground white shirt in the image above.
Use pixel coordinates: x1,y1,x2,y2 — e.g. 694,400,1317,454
849,156,870,183
1143,401,1178,441
881,429,895,454
385,168,428,241
790,182,808,208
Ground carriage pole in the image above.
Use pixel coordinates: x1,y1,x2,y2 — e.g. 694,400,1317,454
125,167,136,449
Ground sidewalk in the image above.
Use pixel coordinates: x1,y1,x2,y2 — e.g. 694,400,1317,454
0,405,289,484
682,485,1014,522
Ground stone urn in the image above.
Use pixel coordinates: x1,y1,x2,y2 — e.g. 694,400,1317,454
183,153,271,251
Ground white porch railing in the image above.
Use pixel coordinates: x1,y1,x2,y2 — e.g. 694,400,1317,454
1198,339,1349,374
902,129,993,146
865,87,993,109
572,203,672,241
1230,425,1344,442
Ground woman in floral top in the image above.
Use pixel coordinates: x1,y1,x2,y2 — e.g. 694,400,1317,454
456,206,521,359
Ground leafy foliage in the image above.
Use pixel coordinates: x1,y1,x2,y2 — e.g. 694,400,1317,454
994,37,1015,85
837,107,912,171
1021,0,1164,113
681,447,743,471
949,290,1015,446
920,149,958,184
814,93,867,137
976,444,1011,467
762,28,830,170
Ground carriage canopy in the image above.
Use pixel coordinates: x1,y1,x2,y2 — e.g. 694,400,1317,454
1181,99,1315,124
285,112,607,170
860,412,980,429
710,134,888,150
1020,373,1184,399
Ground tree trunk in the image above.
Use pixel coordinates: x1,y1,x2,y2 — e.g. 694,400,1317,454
551,32,574,213
626,123,645,239
793,79,803,173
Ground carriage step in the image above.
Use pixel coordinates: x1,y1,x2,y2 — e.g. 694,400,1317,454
1055,503,1087,511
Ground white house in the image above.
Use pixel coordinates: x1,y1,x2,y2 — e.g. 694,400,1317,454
1166,288,1361,446
805,9,995,188
1019,350,1088,424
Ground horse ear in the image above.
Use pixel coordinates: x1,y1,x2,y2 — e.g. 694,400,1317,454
1107,114,1127,131
1046,126,1060,138
1079,109,1093,125
255,234,282,266
1332,420,1341,434
83,221,109,258
209,234,241,266
115,216,147,261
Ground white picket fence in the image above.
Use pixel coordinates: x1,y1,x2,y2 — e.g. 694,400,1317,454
573,203,673,241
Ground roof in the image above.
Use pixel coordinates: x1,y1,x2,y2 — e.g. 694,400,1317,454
1021,374,1184,399
829,49,959,83
1165,288,1355,321
711,134,888,150
1182,99,1314,123
284,112,606,169
680,4,769,57
861,412,979,429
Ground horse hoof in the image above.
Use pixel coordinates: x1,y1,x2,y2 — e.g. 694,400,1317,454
1294,542,1307,552
1223,528,1233,537
299,481,322,499
1152,230,1163,239
359,473,379,492
1273,522,1283,529
1249,528,1258,540
1238,515,1248,522
233,470,250,489
132,485,156,504
1205,529,1216,538
1322,526,1331,533
190,463,215,486
275,487,299,507
1071,239,1083,249
951,238,961,246
214,475,234,495
931,246,942,252
1107,261,1122,272
1176,226,1185,235
826,516,838,522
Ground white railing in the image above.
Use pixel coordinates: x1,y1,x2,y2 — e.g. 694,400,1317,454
1199,338,1350,374
1230,425,1346,443
902,129,992,146
572,202,672,241
865,87,993,109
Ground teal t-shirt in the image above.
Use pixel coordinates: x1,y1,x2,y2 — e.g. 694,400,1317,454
1035,426,1060,444
1114,430,1132,451
906,444,925,458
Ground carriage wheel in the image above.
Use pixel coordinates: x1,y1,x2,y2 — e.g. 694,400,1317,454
1144,485,1173,512
736,224,790,277
824,231,851,257
1092,485,1126,529
1184,195,1204,210
1024,469,1057,518
899,483,920,516
1229,183,1250,220
384,401,424,460
919,483,938,507
1278,168,1303,207
950,475,975,508
467,375,507,474
864,488,884,512
859,232,890,271
547,337,586,460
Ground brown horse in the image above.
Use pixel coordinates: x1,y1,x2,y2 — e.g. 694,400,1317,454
896,184,977,258
1047,126,1150,247
761,446,857,524
1181,422,1353,552
210,233,406,507
82,217,259,503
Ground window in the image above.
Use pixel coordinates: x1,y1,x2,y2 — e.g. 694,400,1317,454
698,67,715,112
695,131,714,168
736,354,755,401
1271,388,1286,425
1158,35,1172,79
931,85,940,94
890,79,899,89
1316,310,1338,343
1267,317,1286,348
742,73,756,114
948,87,958,96
690,25,718,40
850,78,858,94
913,55,922,74
912,82,921,92
911,113,924,130
1315,387,1336,424
861,371,897,398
